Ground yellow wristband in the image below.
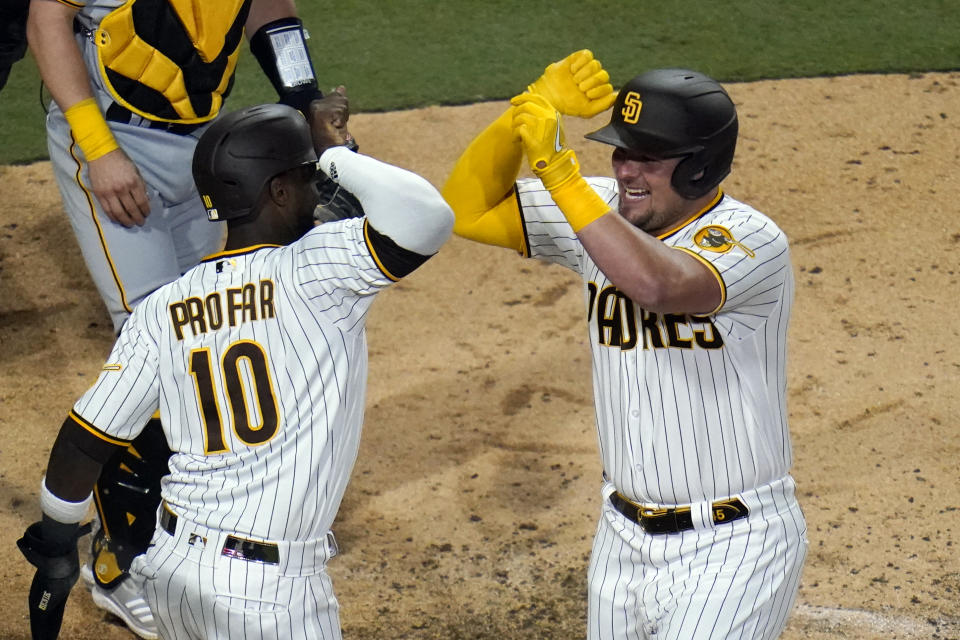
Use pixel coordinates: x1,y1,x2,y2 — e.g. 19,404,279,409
532,148,580,191
63,98,119,161
548,175,610,232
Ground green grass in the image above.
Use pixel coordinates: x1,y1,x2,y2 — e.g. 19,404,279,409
1,0,958,164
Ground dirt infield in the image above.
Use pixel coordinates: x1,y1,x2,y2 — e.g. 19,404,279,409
1,72,959,639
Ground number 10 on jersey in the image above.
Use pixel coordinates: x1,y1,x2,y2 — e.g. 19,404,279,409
189,340,280,454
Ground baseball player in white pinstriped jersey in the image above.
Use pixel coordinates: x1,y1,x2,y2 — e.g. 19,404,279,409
18,96,453,639
443,51,807,639
29,1,355,635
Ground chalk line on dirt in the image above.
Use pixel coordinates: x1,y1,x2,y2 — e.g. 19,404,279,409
792,603,960,638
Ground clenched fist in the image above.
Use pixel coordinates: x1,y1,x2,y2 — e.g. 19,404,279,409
308,86,357,155
527,49,617,118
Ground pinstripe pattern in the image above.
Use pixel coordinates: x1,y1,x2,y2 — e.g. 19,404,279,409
74,216,386,540
72,215,395,639
517,178,806,638
133,521,341,640
588,478,807,640
520,179,795,505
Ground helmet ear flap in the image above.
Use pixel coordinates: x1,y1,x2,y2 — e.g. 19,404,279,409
671,154,708,199
669,119,737,199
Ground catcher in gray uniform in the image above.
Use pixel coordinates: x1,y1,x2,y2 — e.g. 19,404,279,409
25,0,358,637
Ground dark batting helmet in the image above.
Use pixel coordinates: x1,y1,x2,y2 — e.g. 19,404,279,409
585,69,738,199
192,103,318,221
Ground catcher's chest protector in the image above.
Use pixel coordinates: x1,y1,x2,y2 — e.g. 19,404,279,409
95,0,251,123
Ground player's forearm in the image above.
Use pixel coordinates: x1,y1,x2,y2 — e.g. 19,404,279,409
430,105,524,250
43,416,122,504
245,0,298,35
443,108,523,213
442,108,526,249
576,214,722,314
318,147,454,255
246,0,325,115
26,0,93,112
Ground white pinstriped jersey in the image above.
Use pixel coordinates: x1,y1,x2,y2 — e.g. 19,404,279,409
72,216,391,542
518,177,795,506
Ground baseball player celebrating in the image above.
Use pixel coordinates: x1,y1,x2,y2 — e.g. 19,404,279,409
17,94,454,639
26,1,353,635
442,51,808,639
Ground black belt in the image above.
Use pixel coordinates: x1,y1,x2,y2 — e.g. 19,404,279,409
160,506,280,564
160,504,178,535
609,492,749,534
104,102,204,136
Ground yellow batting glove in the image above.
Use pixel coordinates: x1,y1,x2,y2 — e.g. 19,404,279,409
510,93,577,190
511,93,610,232
527,49,617,118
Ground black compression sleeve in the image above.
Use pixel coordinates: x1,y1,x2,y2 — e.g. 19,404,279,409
44,416,125,502
365,221,432,281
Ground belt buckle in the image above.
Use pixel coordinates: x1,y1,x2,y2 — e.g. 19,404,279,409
637,506,670,534
638,504,693,535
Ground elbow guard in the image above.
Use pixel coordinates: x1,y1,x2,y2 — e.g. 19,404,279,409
250,17,323,114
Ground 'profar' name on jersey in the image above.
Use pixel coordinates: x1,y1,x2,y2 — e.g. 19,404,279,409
588,282,723,351
169,279,275,340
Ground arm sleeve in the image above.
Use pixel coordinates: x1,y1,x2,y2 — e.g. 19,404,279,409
43,415,125,503
441,107,527,252
317,146,453,256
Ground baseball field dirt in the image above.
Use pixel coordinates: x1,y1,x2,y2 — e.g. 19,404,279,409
1,72,958,640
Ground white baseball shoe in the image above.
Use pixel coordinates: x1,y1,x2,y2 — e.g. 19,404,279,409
80,564,159,640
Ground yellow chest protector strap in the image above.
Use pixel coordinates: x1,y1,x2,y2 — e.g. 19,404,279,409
95,0,250,123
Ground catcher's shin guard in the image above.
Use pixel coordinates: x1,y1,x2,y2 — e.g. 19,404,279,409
90,418,171,588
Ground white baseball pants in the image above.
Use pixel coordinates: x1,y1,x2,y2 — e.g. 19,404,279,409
131,514,341,640
588,475,808,640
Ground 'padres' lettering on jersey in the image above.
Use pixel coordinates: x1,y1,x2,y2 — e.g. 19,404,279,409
586,283,724,351
168,278,275,340
518,178,795,506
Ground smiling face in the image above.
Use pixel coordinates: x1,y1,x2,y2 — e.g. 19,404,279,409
611,147,719,236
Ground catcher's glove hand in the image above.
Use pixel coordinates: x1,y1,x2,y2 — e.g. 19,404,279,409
17,518,91,640
527,49,616,118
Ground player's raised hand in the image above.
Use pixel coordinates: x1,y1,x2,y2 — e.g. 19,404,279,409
88,149,150,227
308,85,356,155
511,93,579,190
527,49,617,118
